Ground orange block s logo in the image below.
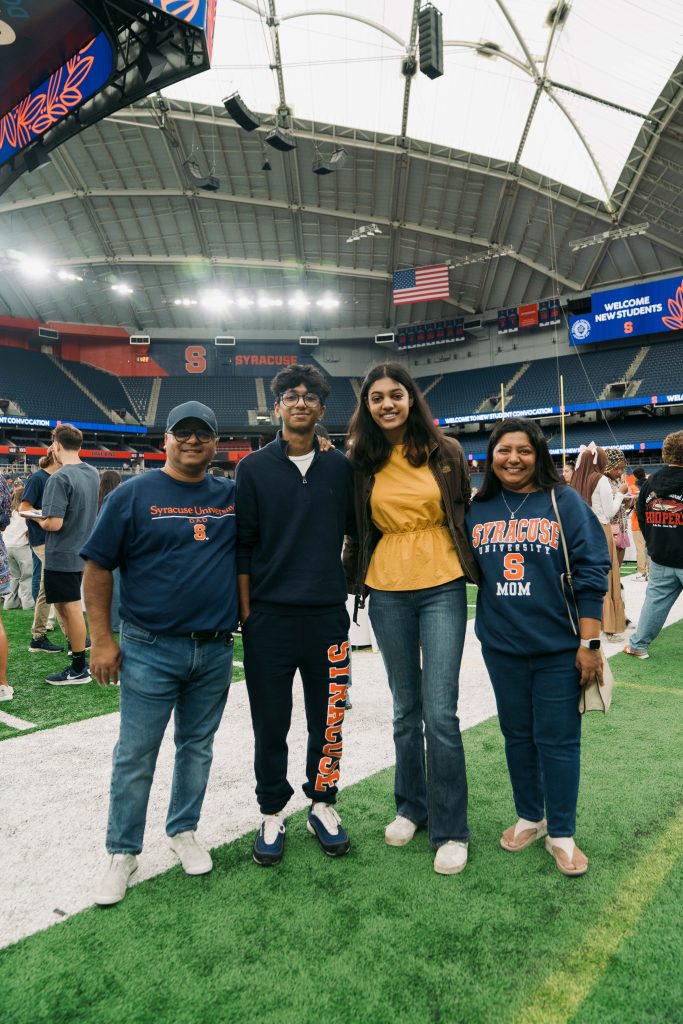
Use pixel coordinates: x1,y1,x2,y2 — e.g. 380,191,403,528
503,552,525,580
193,523,207,541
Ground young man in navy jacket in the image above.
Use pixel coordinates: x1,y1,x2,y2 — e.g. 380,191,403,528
236,365,355,865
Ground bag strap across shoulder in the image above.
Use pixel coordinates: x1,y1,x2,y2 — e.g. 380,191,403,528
551,487,580,636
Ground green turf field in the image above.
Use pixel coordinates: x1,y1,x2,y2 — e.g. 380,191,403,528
1,617,681,1024
0,611,245,742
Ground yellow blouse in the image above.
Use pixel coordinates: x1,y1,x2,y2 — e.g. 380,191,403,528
365,446,463,591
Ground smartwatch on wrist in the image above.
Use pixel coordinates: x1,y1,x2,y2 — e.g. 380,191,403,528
580,638,601,650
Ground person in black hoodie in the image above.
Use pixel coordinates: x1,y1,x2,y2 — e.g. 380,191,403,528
624,431,683,659
236,365,355,866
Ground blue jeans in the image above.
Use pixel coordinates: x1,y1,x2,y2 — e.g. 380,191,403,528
106,623,233,854
629,560,683,652
368,580,468,847
481,647,581,837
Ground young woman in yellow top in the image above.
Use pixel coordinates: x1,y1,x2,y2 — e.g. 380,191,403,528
346,364,479,875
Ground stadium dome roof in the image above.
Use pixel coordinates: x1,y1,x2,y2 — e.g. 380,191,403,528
0,0,681,333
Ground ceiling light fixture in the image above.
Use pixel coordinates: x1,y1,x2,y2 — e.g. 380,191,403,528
111,282,134,295
450,245,514,267
569,222,650,251
346,223,383,243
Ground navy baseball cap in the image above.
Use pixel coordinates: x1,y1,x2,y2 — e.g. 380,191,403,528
165,401,218,435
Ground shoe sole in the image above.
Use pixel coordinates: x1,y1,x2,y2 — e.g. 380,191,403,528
28,647,64,653
545,838,588,877
0,695,14,702
434,861,467,875
45,675,92,686
500,820,548,852
252,852,283,867
306,820,350,857
385,831,417,847
623,648,649,659
95,865,138,906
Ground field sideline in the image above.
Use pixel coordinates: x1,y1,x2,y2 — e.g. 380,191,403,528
1,572,682,1023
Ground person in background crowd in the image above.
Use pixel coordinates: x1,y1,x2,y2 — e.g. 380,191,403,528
28,425,99,684
467,419,610,877
97,471,123,633
3,482,34,610
236,365,355,867
624,431,683,659
83,401,237,906
629,467,649,580
21,452,67,653
0,477,13,700
562,460,575,484
571,442,627,640
345,364,479,876
604,448,631,568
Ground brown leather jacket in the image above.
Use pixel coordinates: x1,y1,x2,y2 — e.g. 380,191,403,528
342,435,480,620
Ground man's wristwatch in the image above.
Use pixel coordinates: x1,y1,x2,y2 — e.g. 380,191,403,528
580,638,601,650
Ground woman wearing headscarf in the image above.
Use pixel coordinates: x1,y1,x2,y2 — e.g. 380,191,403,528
571,442,627,638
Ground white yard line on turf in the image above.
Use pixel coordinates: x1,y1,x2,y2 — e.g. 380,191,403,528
0,576,679,950
0,710,37,731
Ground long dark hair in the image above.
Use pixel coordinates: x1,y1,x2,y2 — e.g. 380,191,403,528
346,363,444,474
474,418,561,501
98,469,122,510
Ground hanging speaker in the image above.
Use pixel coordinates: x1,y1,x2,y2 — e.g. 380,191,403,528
138,49,171,86
312,148,347,175
265,128,297,152
182,159,220,192
223,93,261,132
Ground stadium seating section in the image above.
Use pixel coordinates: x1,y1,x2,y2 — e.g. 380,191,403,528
0,348,111,422
1,335,681,455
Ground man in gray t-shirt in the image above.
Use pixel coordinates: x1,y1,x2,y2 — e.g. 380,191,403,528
31,424,99,685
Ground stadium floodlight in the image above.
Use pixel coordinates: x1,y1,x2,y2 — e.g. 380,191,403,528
346,223,383,243
111,282,134,295
200,289,230,311
289,293,310,310
173,298,198,306
316,296,340,310
569,222,650,251
57,269,83,282
450,245,514,268
19,258,50,280
237,296,254,309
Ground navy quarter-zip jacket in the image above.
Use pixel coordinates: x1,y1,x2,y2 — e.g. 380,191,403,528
235,431,355,610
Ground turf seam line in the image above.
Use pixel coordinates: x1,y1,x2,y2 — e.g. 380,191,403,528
618,681,683,696
512,806,683,1024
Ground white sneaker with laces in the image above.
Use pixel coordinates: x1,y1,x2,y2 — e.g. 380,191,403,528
96,853,138,906
0,684,14,702
384,815,418,847
168,830,213,875
434,840,468,875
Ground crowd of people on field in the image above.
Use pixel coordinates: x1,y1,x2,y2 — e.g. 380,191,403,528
1,363,681,903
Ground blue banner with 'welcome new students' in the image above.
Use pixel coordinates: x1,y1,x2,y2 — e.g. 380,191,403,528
569,274,683,345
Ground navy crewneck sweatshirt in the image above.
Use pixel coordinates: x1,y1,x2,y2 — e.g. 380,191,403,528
466,485,610,655
235,433,355,610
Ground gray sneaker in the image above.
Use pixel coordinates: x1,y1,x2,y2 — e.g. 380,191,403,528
95,854,138,906
168,831,213,875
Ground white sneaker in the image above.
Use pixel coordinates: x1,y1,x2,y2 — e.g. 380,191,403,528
434,840,468,875
0,684,14,702
95,853,138,906
168,830,213,875
384,815,418,847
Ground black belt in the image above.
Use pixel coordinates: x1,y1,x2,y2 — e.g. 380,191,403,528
187,630,233,642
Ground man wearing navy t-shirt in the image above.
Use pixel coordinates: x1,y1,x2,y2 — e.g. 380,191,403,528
82,402,237,906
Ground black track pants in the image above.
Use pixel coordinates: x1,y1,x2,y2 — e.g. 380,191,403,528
242,604,351,814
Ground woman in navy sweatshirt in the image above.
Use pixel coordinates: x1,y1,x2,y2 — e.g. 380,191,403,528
466,419,610,876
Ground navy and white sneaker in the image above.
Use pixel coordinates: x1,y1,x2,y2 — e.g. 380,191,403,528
28,636,65,654
252,812,286,866
307,802,350,857
45,665,92,686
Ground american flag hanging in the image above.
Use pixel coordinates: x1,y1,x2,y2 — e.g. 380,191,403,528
392,264,450,305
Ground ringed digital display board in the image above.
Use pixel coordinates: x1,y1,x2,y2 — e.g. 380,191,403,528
569,274,683,345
